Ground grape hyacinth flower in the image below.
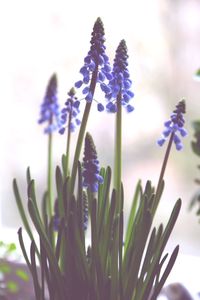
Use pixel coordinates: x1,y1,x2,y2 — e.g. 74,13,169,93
59,88,81,134
82,133,103,193
75,17,112,110
38,73,61,134
157,100,187,150
70,18,111,193
105,39,134,113
82,191,88,231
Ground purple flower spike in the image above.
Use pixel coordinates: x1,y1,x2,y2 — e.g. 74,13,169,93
105,40,134,113
83,191,88,231
38,73,61,134
59,88,81,134
82,133,103,193
157,100,187,150
75,18,112,110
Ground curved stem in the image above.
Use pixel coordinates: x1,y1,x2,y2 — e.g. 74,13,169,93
47,133,53,217
153,132,174,214
70,67,98,194
64,113,72,177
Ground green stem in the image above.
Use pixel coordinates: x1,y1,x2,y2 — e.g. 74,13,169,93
114,92,122,214
47,133,53,218
153,132,174,214
65,114,72,177
70,67,98,194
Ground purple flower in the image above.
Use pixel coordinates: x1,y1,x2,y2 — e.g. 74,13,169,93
59,88,81,134
157,100,187,150
82,133,103,193
75,18,112,111
105,40,134,113
38,74,61,134
82,191,88,231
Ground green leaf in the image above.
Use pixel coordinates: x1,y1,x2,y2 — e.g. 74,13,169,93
61,154,67,176
26,166,31,185
6,281,19,293
138,224,163,287
15,268,29,281
0,263,11,274
150,245,179,300
189,190,200,214
90,197,102,300
137,199,181,300
41,191,49,234
64,203,90,299
124,209,152,299
13,179,33,241
97,166,112,235
195,68,200,77
110,215,120,300
55,218,64,261
40,237,51,300
100,190,116,271
56,166,65,216
191,142,200,157
124,180,142,254
77,161,85,243
192,120,200,132
191,121,200,156
30,242,42,300
30,243,40,279
28,199,66,300
137,227,157,285
119,210,124,300
6,243,16,253
18,228,32,271
28,180,41,221
123,183,150,279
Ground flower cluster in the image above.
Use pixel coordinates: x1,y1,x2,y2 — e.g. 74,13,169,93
82,191,88,231
157,100,187,150
75,17,112,109
105,39,134,113
82,133,103,192
38,73,61,134
53,194,88,231
59,88,81,134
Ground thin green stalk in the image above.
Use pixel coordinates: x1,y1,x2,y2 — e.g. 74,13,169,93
114,92,122,214
112,93,122,300
47,132,53,218
153,133,174,214
70,67,98,194
64,113,72,177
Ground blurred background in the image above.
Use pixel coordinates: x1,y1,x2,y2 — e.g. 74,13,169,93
0,0,200,295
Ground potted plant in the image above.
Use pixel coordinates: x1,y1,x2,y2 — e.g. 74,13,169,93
13,18,187,300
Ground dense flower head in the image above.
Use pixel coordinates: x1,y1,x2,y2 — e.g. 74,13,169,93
83,191,88,231
82,133,103,192
38,73,61,134
157,100,187,150
105,39,134,113
59,88,81,134
75,18,112,109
